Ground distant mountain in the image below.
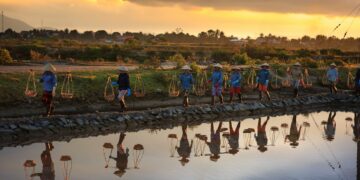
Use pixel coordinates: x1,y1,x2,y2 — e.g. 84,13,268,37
1,15,33,32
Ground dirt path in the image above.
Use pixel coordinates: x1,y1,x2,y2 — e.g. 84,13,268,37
0,64,138,73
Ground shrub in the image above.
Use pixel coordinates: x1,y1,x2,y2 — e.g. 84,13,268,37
168,53,187,68
232,52,250,65
0,49,13,64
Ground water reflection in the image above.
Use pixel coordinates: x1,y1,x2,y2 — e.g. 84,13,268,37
176,125,193,166
255,116,270,152
324,112,337,141
285,115,302,148
109,133,129,177
9,111,360,179
30,142,55,180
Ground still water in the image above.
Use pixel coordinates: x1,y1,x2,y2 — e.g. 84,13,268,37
0,111,359,180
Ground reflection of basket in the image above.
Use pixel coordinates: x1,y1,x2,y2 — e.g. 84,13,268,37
60,155,72,161
25,90,37,97
23,160,36,167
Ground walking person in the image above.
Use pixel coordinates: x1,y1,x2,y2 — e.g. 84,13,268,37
40,63,57,117
255,116,270,153
290,62,303,97
256,63,271,101
327,63,339,94
355,66,360,95
229,66,243,103
179,65,194,107
209,63,224,105
116,66,130,112
176,125,193,166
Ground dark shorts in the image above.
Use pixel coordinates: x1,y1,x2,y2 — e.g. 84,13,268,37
42,91,53,106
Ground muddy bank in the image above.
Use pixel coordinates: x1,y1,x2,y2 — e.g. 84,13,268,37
0,87,329,118
0,94,359,148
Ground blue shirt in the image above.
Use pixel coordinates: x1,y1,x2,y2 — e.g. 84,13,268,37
327,68,338,82
40,71,57,92
257,69,270,85
230,72,241,87
179,73,193,91
117,73,130,90
210,71,223,87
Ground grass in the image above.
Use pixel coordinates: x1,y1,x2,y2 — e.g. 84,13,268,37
0,67,358,106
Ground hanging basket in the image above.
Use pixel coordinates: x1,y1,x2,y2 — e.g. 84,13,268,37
104,76,115,102
303,68,312,88
194,71,207,96
223,73,230,94
61,72,74,99
246,67,257,89
320,70,329,86
25,70,38,97
271,69,281,90
134,73,146,97
347,71,355,89
168,74,180,97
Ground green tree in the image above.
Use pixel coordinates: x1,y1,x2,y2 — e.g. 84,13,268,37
0,49,13,64
168,53,186,67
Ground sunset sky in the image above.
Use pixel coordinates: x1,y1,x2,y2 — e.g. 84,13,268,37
1,0,360,38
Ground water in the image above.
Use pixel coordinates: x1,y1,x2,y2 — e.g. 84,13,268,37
0,111,358,180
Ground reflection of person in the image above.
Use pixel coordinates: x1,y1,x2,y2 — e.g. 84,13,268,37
327,63,339,94
256,63,271,101
285,115,302,147
40,63,57,117
179,65,194,107
229,67,243,103
32,142,55,180
353,113,360,141
324,112,336,141
110,133,129,177
209,63,224,105
290,62,303,98
117,66,130,112
355,67,360,95
226,121,241,154
255,116,269,152
206,122,223,161
176,125,193,166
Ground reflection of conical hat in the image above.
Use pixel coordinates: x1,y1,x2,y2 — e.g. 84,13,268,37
228,149,239,155
258,146,268,152
44,63,56,72
210,155,220,162
114,170,126,177
179,158,189,166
